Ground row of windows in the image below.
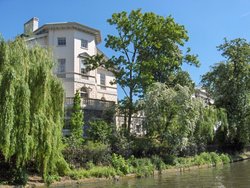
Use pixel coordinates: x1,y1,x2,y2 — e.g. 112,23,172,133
57,37,88,48
57,58,106,87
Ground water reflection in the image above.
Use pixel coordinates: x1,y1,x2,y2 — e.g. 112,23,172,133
60,160,250,188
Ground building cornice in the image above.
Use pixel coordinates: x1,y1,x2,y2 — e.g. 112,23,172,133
34,22,101,44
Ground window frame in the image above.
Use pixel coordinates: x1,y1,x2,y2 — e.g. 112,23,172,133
57,37,66,46
80,59,87,74
57,58,66,73
100,73,106,90
81,39,88,49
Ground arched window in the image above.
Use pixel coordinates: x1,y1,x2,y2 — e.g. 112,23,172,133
80,87,88,99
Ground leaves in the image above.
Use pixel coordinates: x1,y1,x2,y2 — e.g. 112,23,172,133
142,83,226,155
201,38,250,148
85,9,198,131
0,38,68,181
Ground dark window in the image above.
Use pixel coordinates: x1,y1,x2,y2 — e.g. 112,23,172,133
81,39,88,48
80,59,86,74
57,59,66,73
57,37,66,46
80,87,88,99
100,73,106,86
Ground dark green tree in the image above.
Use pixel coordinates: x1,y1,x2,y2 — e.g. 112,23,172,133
0,38,68,183
85,9,199,133
201,38,250,149
69,90,84,145
86,120,112,144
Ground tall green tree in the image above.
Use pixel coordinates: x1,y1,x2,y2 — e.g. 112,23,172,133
201,38,250,149
69,90,84,144
142,83,227,155
0,38,68,183
85,9,199,132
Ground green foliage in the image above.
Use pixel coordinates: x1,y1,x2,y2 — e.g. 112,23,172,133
202,38,250,149
0,38,69,183
142,83,226,155
173,152,230,168
63,141,111,168
128,157,154,177
12,168,28,185
109,128,133,157
45,174,61,185
89,166,116,178
85,9,198,132
69,90,84,145
151,155,166,171
86,120,112,144
111,153,131,175
68,166,116,179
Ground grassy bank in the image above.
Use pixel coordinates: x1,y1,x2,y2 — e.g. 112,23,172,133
9,151,250,187
67,152,231,181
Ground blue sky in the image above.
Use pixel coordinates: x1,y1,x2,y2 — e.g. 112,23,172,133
1,0,250,98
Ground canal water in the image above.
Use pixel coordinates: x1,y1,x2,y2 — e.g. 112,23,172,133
63,160,250,188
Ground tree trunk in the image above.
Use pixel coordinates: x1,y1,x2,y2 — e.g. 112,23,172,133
127,89,133,134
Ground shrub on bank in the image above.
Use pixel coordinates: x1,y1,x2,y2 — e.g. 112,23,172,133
111,153,131,175
63,141,111,168
128,157,154,177
67,152,231,181
151,155,166,171
68,166,116,180
173,152,231,168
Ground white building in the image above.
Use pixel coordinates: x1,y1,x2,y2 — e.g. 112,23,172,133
192,88,214,105
23,18,117,115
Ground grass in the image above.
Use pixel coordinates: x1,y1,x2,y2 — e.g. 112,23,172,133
67,152,231,180
173,152,231,168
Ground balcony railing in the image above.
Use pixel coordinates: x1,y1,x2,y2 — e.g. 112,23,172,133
65,97,115,110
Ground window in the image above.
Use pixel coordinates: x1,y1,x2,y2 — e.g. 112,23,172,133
57,59,66,73
80,59,87,74
80,87,88,99
81,39,88,48
100,73,106,85
57,37,66,46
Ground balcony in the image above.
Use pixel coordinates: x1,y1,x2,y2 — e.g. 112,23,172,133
65,97,115,111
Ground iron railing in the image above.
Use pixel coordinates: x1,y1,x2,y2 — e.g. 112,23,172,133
65,97,115,110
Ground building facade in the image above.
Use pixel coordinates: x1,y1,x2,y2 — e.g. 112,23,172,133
24,17,117,105
24,18,117,127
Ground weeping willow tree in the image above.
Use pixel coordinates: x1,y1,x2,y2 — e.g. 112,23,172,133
142,83,228,155
0,37,68,183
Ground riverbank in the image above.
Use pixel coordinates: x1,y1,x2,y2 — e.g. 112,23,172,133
11,151,246,188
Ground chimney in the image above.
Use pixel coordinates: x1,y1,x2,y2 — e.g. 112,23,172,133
24,17,39,35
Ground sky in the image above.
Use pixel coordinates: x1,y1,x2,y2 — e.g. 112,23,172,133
1,0,250,99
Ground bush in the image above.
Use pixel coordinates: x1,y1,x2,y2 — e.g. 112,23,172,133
110,129,133,158
163,155,176,165
68,169,90,180
111,154,130,175
86,120,113,144
128,157,154,177
45,175,61,185
68,166,116,179
12,168,28,185
63,141,111,168
89,166,116,178
151,155,165,171
210,152,222,166
220,153,231,164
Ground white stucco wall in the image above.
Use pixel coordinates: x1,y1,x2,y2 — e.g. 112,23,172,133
26,24,117,102
48,29,75,74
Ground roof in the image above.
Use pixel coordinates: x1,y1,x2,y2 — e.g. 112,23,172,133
33,22,101,44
